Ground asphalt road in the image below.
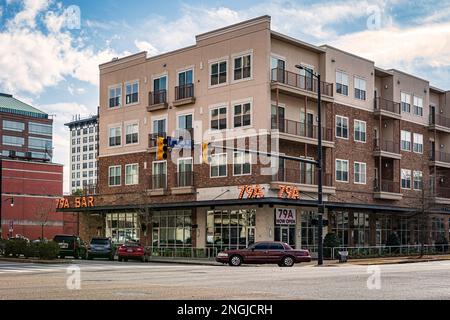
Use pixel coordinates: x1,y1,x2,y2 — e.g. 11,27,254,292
0,260,450,300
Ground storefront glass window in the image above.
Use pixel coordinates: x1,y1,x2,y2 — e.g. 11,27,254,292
352,212,370,247
375,215,392,246
105,212,140,245
300,211,317,251
431,217,445,244
206,209,256,250
330,211,349,246
152,210,192,247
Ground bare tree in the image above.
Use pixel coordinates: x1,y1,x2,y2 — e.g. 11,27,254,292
34,199,57,241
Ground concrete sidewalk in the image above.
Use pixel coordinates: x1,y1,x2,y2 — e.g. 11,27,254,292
147,255,450,266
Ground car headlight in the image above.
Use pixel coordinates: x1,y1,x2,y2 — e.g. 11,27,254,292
217,253,228,258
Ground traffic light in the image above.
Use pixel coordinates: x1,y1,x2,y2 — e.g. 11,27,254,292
157,137,169,160
202,142,210,164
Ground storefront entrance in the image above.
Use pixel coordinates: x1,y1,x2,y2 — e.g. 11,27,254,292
275,225,296,248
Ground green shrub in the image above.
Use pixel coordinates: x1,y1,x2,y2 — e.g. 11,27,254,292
4,239,28,257
38,241,60,260
323,233,340,259
24,243,40,258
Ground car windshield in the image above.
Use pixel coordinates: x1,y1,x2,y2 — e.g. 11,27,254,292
91,239,109,245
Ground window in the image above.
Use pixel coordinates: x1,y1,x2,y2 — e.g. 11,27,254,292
178,114,193,130
28,137,52,150
109,86,122,108
83,128,88,135
3,120,24,132
109,126,121,147
233,152,251,176
336,159,349,182
233,102,251,128
401,92,411,113
401,130,411,151
152,161,167,189
83,154,87,161
413,133,423,154
109,166,121,186
413,171,423,190
152,118,166,135
72,131,76,137
151,210,192,248
2,136,24,147
233,54,251,81
211,153,227,178
29,122,52,136
83,137,87,144
210,60,227,86
210,106,227,130
72,139,75,145
89,127,94,134
354,77,366,100
177,158,193,187
89,136,94,142
401,169,412,189
336,116,348,139
354,120,366,143
125,164,139,185
413,96,423,116
336,71,349,96
125,81,139,104
153,76,167,93
125,123,139,145
354,162,367,184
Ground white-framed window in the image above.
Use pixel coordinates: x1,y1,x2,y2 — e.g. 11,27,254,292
233,101,251,128
413,133,423,154
125,164,139,185
336,71,349,96
233,151,251,176
210,106,227,130
401,92,411,113
336,159,349,182
153,75,167,92
210,153,227,178
125,122,139,145
210,60,227,86
336,115,349,139
109,125,122,147
177,157,193,187
125,81,139,105
233,53,252,81
401,169,412,189
413,96,423,116
152,118,166,135
108,165,121,187
354,77,366,100
354,120,366,143
354,162,367,184
178,113,193,130
401,130,411,151
109,85,122,108
413,171,423,191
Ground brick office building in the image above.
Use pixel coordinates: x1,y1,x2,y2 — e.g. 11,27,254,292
0,93,64,240
57,16,450,252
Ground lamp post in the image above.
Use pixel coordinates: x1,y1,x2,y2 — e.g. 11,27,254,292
295,64,324,266
0,197,14,240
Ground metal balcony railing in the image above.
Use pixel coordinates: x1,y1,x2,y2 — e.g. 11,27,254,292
429,114,450,128
273,118,333,141
273,168,333,187
175,84,194,101
430,151,450,163
270,68,334,97
176,171,194,187
374,179,400,193
374,97,401,115
149,90,167,106
373,138,400,154
151,174,167,190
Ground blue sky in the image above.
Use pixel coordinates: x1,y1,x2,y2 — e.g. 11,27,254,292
1,0,450,193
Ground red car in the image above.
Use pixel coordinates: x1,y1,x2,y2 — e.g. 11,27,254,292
216,241,311,267
117,243,149,262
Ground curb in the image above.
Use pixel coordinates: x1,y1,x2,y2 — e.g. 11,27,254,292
348,257,450,266
147,258,221,266
0,257,73,264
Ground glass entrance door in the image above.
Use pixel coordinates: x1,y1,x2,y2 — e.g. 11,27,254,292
246,227,255,247
275,226,296,248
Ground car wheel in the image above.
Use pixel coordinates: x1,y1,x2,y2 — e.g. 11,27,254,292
281,256,295,267
229,255,242,267
109,255,114,261
118,257,122,262
60,255,65,259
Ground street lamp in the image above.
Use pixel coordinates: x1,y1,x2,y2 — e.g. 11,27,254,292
295,64,324,266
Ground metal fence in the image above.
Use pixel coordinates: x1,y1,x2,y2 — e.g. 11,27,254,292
331,244,450,260
147,247,219,259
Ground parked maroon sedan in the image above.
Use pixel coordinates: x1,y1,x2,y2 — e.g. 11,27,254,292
117,243,149,262
216,242,311,267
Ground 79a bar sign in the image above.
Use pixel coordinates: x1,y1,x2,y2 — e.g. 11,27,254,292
238,185,265,199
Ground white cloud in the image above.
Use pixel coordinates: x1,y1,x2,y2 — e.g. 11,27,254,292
0,1,124,95
134,40,159,57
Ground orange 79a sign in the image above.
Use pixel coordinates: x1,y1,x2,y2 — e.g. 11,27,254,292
238,185,265,199
278,185,300,200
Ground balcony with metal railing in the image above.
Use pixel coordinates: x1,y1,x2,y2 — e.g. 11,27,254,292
174,84,195,107
147,90,168,112
374,97,401,119
172,171,196,195
270,168,335,195
270,68,334,100
373,138,402,159
429,114,450,133
432,186,450,205
373,179,402,200
271,118,334,148
430,151,450,168
151,174,167,190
